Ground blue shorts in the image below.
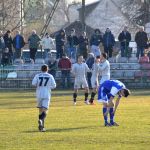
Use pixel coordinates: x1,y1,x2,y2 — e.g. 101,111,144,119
98,86,112,103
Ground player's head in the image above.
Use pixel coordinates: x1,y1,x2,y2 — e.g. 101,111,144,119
95,56,100,62
120,88,131,97
41,64,48,72
100,53,107,60
77,55,84,63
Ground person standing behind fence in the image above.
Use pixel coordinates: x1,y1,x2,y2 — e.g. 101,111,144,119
3,30,13,62
28,30,41,61
32,64,56,132
12,30,25,59
135,27,148,59
78,31,89,60
90,29,103,57
0,31,5,65
58,53,72,88
55,29,66,59
103,28,115,58
41,33,55,59
67,28,79,61
118,26,131,57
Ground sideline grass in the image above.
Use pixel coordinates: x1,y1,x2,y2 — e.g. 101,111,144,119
0,89,150,150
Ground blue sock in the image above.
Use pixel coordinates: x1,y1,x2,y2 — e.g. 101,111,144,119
103,107,108,124
109,108,114,124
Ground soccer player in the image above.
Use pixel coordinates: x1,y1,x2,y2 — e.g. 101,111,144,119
32,64,56,132
98,80,130,126
71,55,90,105
99,53,110,85
89,56,100,104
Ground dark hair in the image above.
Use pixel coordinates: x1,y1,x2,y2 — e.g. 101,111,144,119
123,89,130,97
41,64,48,72
96,56,100,59
101,53,107,59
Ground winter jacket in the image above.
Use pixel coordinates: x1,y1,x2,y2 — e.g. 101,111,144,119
90,34,103,46
55,33,65,47
135,31,148,48
67,35,79,47
12,35,25,49
118,31,131,47
3,33,13,50
78,35,89,50
28,34,41,49
41,37,55,49
103,32,115,47
86,57,95,69
0,36,5,51
58,57,71,70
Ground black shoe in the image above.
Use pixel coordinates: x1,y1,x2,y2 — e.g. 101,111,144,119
104,122,111,127
110,122,119,126
38,119,43,131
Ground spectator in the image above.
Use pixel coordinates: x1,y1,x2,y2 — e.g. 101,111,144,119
28,30,41,61
139,49,149,63
86,53,95,88
41,33,55,59
3,30,13,61
118,26,131,57
1,48,11,66
90,29,103,57
58,53,72,88
78,31,89,60
135,27,148,59
47,54,57,79
67,28,79,61
55,29,66,59
0,31,5,64
103,28,115,58
12,30,25,59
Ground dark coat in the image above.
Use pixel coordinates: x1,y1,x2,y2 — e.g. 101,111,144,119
67,35,79,47
103,32,115,47
135,31,148,48
90,34,103,46
13,35,25,49
55,33,66,47
3,33,13,51
0,36,5,50
78,35,89,50
118,31,131,47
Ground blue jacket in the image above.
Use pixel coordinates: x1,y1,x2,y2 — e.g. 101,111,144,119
90,34,103,46
103,32,115,47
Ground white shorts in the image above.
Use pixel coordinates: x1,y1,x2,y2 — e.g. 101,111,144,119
100,75,110,85
91,76,99,88
37,98,50,109
74,78,88,89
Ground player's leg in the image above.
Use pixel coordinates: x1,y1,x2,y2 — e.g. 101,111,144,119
109,101,119,126
103,103,110,126
83,79,89,104
73,89,78,105
84,87,89,104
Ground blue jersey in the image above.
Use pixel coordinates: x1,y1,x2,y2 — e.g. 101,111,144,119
98,80,126,102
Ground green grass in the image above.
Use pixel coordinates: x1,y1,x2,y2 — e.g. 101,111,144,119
0,89,150,150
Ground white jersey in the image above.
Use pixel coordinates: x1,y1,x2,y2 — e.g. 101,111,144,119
32,72,56,100
99,60,110,76
71,63,90,79
91,62,100,88
99,60,110,84
71,62,90,89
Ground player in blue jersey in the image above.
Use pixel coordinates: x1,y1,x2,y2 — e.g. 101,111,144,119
32,64,56,132
98,80,130,126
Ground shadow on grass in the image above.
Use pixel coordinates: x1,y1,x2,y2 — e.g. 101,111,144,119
23,126,98,133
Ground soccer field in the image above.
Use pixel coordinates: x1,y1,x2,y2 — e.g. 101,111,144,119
0,89,150,150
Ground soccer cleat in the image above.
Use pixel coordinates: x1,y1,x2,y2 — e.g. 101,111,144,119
38,119,43,131
73,102,76,106
41,128,46,132
110,122,119,126
104,122,111,127
84,100,90,105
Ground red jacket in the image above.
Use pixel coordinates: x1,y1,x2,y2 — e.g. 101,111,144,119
58,58,71,70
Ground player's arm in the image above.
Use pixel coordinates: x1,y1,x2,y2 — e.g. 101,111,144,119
32,75,38,87
104,96,114,116
50,76,56,89
71,65,76,76
99,62,107,71
113,96,121,114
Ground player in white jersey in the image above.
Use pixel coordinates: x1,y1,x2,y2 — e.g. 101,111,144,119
32,64,56,132
99,53,110,85
89,56,100,104
71,55,90,105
